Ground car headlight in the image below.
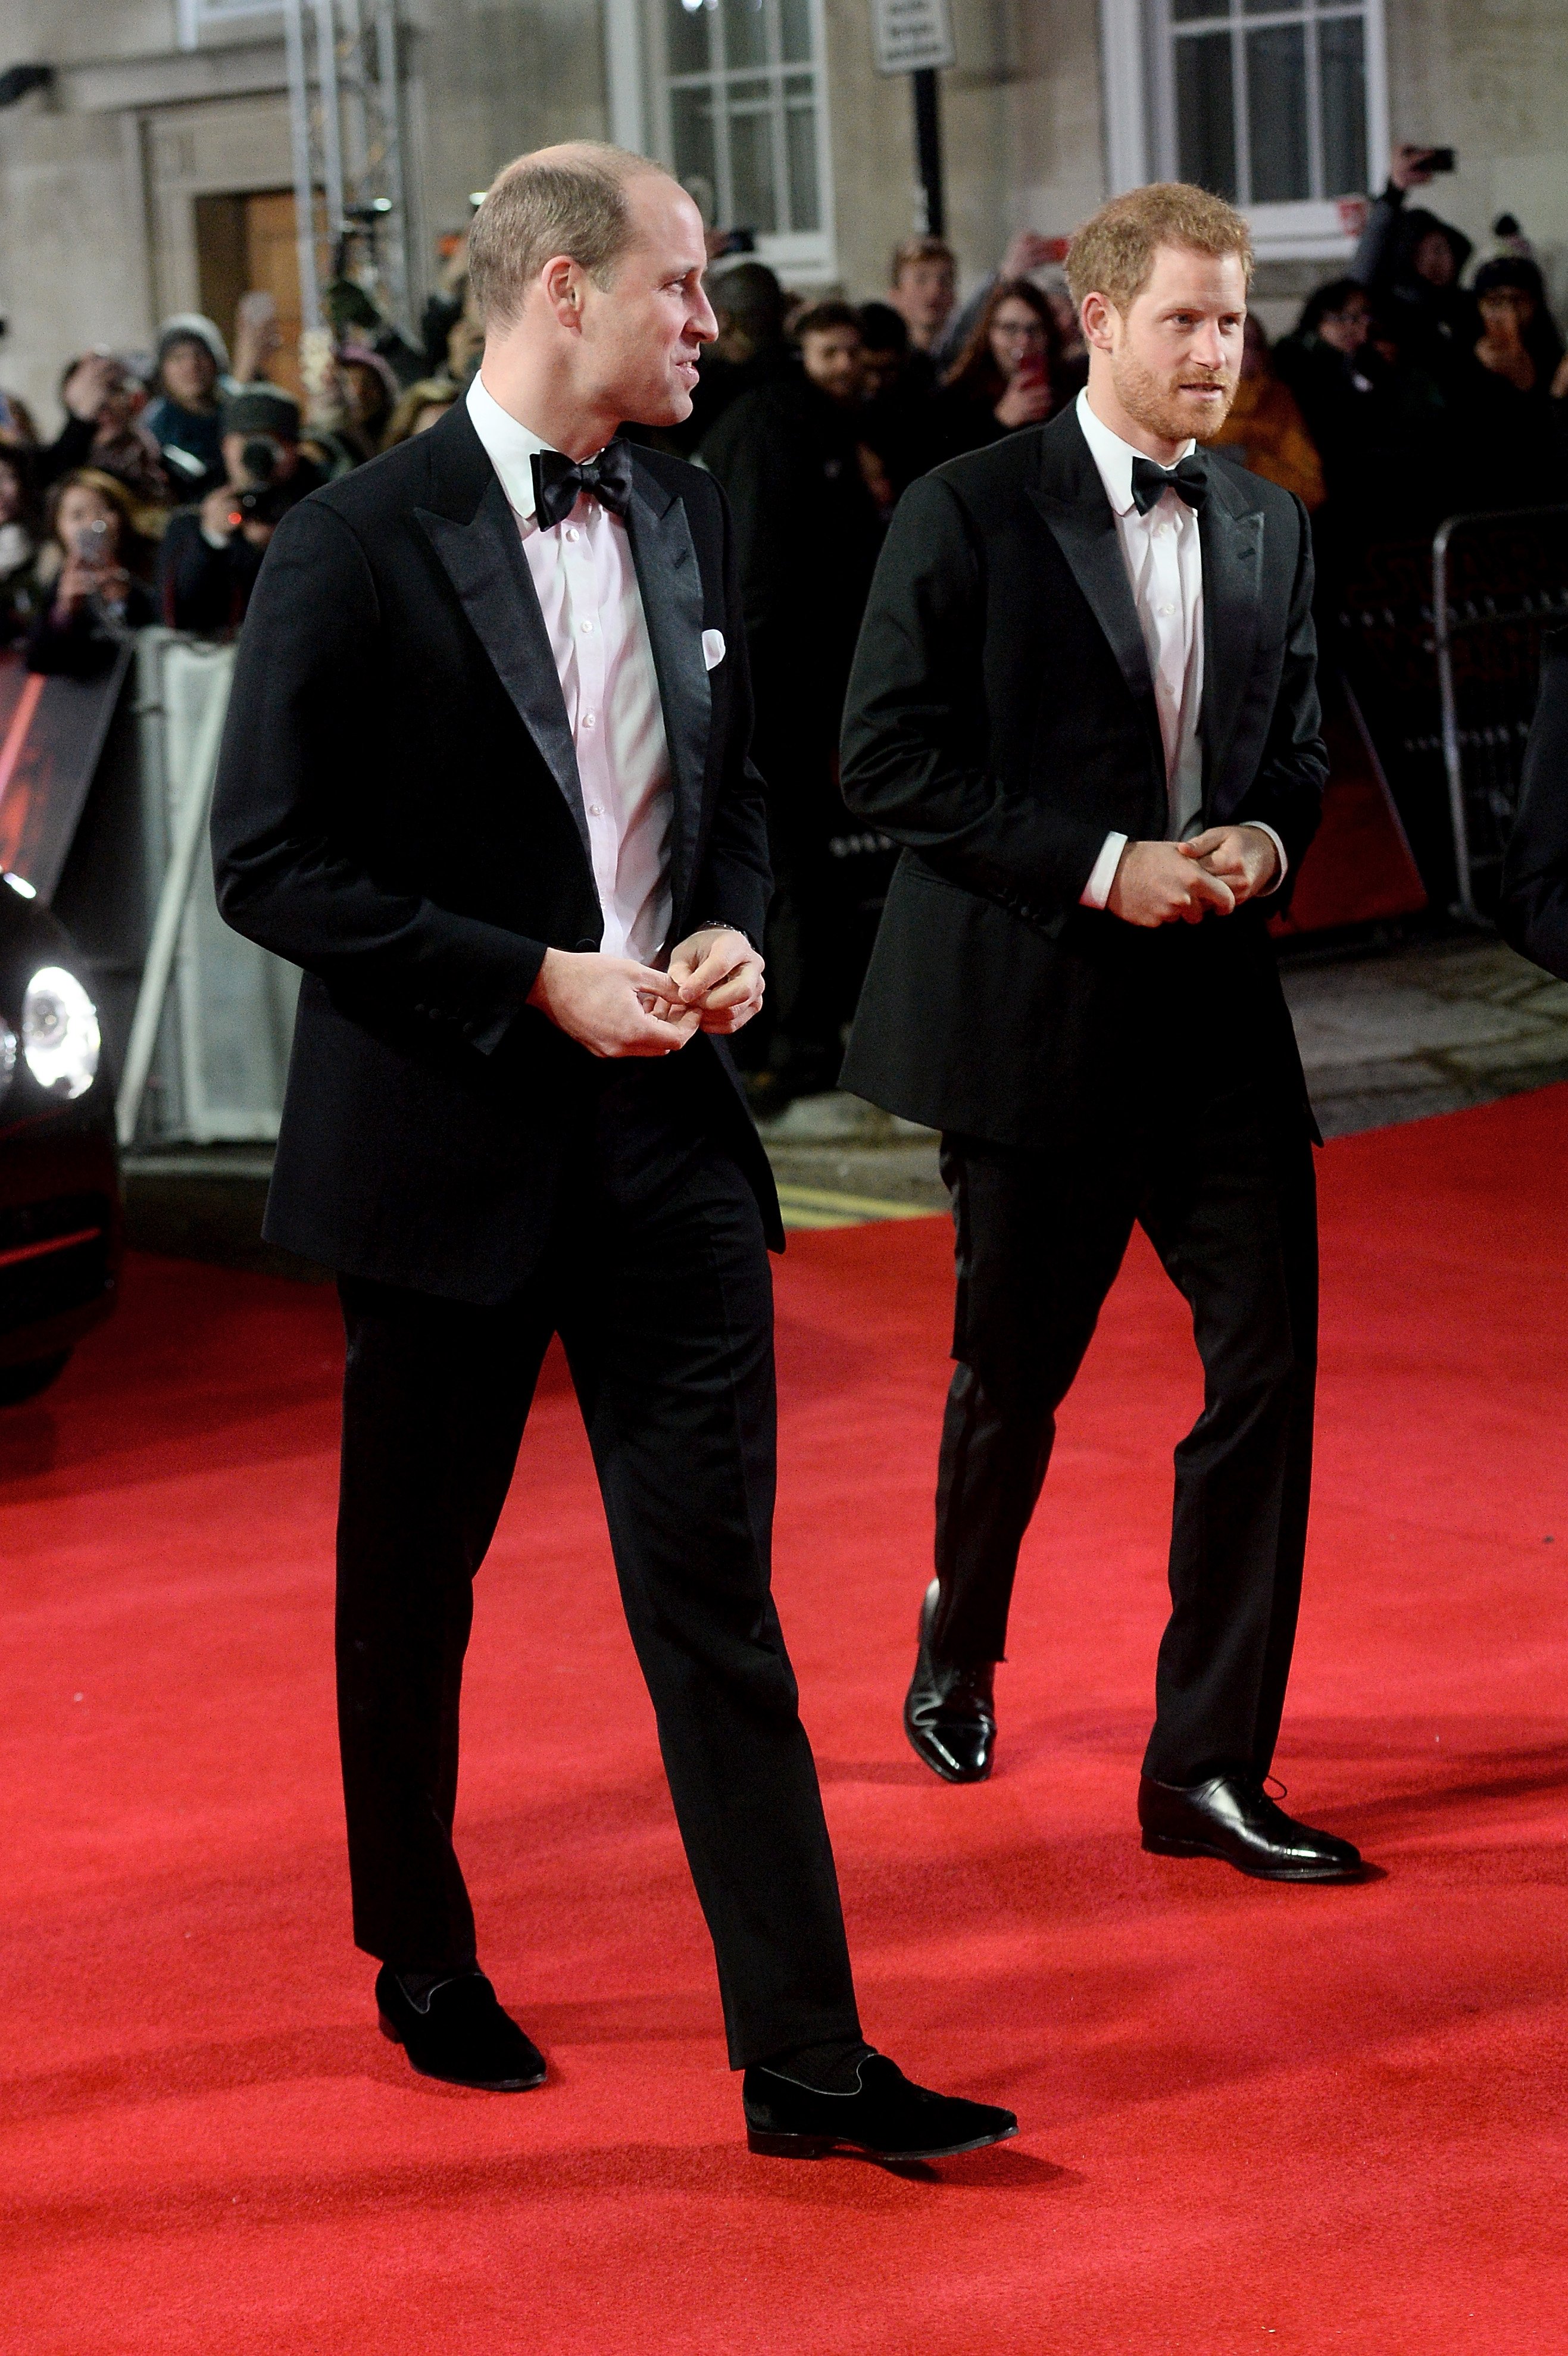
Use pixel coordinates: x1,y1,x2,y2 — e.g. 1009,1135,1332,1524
0,1015,14,1105
22,966,101,1100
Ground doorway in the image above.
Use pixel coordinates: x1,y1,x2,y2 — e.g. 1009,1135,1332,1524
193,189,307,401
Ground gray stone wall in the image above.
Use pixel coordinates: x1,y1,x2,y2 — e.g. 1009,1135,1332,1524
821,0,1104,300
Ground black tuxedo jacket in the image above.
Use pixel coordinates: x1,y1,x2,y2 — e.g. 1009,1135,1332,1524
838,405,1328,1146
1499,629,1568,982
210,400,780,1301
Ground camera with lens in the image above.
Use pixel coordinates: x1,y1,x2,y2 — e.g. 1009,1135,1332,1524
232,433,302,527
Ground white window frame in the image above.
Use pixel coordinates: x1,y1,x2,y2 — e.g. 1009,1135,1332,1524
616,0,837,282
1098,0,1388,263
177,0,282,45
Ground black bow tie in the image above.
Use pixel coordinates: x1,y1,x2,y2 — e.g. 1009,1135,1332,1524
530,442,635,529
1129,452,1209,517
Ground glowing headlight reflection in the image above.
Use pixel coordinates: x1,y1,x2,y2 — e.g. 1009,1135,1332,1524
0,1015,15,1104
22,967,100,1100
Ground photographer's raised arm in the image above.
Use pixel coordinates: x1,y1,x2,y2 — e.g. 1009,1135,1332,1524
840,474,1108,914
210,498,546,1054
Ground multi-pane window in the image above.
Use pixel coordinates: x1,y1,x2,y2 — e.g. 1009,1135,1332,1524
1154,0,1372,206
658,0,825,243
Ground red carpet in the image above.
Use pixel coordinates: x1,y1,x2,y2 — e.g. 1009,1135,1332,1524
3,1089,1567,2353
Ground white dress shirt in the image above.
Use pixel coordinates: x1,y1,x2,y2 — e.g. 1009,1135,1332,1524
1073,388,1285,910
466,371,674,964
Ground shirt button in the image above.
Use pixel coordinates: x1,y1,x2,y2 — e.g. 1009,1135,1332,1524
579,618,594,633
1157,602,1176,617
588,804,605,817
565,527,579,542
581,711,596,728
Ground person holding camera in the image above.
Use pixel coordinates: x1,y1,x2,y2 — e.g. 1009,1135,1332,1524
158,387,325,636
1350,143,1478,382
36,352,171,509
24,467,155,679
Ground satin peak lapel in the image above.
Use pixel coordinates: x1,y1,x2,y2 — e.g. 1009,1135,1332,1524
416,476,591,860
1200,480,1264,806
1026,481,1154,709
625,475,709,923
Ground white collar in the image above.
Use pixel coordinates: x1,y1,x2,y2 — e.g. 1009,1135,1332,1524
466,371,553,523
1075,386,1196,518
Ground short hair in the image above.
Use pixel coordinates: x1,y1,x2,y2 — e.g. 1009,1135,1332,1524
858,301,909,355
794,300,861,342
1295,276,1366,337
467,143,673,329
710,260,786,348
1066,183,1253,317
890,234,956,286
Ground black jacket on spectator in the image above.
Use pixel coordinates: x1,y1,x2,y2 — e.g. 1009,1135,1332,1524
160,509,267,634
159,466,327,633
1272,335,1397,499
1350,189,1479,377
25,580,155,678
1499,630,1568,981
209,399,776,1300
838,405,1326,1144
698,370,883,750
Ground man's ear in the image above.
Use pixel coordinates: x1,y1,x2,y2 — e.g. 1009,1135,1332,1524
539,254,586,331
1079,292,1117,354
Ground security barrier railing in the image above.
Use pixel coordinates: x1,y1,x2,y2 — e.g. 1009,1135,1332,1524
117,629,298,1148
1338,505,1568,923
1432,504,1568,922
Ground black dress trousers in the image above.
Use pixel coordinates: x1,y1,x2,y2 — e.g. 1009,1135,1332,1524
334,1055,860,2069
931,1056,1319,1789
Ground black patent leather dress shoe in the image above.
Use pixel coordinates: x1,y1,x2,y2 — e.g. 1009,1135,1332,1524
904,1578,997,1782
1139,1773,1363,1883
743,2052,1018,2162
376,1966,547,2090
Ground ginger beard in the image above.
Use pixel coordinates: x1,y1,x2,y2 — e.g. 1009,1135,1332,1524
1106,330,1237,446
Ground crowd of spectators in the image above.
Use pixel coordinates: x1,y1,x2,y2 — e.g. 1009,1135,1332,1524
0,272,467,677
1,141,1564,1103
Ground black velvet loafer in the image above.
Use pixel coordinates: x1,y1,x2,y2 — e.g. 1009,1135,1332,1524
376,1966,547,2090
1139,1773,1364,1883
743,2052,1018,2161
904,1578,997,1783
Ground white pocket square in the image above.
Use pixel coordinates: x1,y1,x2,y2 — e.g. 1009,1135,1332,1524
701,628,726,670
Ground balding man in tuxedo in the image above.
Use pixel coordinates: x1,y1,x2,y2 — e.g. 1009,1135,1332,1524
211,142,1015,2166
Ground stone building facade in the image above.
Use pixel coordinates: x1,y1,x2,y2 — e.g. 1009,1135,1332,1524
0,0,1563,426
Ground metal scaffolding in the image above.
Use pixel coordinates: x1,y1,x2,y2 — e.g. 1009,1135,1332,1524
277,0,411,335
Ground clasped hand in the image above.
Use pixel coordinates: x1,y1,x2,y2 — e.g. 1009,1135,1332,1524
526,927,766,1058
1105,827,1278,929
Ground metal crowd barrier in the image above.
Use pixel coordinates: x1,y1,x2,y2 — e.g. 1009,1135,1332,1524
117,629,298,1148
1433,505,1568,921
1338,505,1568,923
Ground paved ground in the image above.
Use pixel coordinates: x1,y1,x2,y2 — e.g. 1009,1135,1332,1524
122,930,1568,1260
760,932,1568,1223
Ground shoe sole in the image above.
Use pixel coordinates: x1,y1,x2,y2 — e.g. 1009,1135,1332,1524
746,2121,1019,2162
1140,1832,1363,1882
379,2012,548,2091
902,1715,993,1785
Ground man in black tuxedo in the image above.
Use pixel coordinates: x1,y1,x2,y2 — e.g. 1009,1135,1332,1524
841,182,1363,1882
211,143,1014,2163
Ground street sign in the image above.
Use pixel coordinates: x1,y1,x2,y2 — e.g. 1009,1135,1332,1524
871,0,955,77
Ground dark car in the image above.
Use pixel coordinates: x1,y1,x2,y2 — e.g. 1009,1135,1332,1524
0,873,120,1402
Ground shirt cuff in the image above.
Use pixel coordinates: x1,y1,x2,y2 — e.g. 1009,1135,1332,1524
1241,823,1288,894
1079,832,1128,910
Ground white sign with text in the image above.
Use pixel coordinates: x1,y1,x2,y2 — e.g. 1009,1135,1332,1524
870,0,955,76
